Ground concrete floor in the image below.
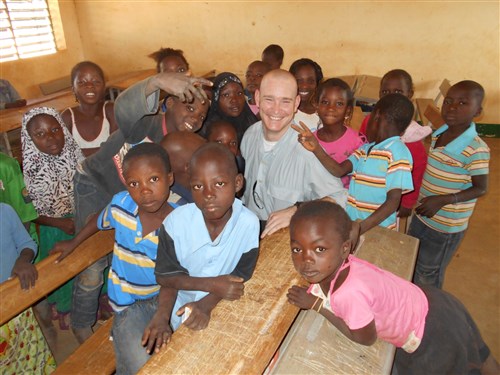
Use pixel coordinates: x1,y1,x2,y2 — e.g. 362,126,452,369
42,138,500,365
443,137,500,358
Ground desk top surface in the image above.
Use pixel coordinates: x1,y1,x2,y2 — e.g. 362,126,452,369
0,91,75,133
139,226,418,375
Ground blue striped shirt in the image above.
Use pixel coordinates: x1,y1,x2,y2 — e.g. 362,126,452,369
416,123,489,233
98,191,176,312
347,136,414,229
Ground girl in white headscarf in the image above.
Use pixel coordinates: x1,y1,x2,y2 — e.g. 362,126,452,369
21,106,84,329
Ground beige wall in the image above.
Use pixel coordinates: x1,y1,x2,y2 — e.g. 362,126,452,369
2,1,499,123
0,1,84,98
73,1,500,124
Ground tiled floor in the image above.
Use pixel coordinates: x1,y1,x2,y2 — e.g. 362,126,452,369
45,138,500,365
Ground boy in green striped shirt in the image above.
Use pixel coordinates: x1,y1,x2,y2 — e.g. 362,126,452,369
409,80,489,288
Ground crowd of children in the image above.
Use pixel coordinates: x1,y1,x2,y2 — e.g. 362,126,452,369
1,42,497,374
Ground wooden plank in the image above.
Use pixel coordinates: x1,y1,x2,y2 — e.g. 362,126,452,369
415,98,435,126
350,106,365,131
106,69,156,92
0,91,75,133
0,230,114,325
424,102,446,128
138,228,302,375
336,75,358,91
54,317,115,375
270,226,419,375
39,75,72,95
354,75,381,104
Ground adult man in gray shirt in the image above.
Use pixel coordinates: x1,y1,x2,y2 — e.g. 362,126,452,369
241,69,347,237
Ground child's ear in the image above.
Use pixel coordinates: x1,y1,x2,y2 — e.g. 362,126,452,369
474,106,483,118
341,240,351,259
254,89,260,108
165,96,175,109
167,172,174,188
234,173,244,194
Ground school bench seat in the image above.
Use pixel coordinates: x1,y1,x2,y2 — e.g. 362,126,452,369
0,230,114,326
53,317,115,375
0,231,115,374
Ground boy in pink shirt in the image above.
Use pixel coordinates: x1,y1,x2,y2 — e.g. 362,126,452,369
287,200,498,374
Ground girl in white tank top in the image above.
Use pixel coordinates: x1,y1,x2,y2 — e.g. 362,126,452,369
61,61,118,157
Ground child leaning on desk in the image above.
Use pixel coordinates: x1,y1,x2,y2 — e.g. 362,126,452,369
51,143,177,375
142,143,259,354
287,200,499,374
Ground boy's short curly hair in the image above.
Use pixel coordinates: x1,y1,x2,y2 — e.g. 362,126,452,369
148,47,189,73
291,200,352,242
374,93,414,134
123,142,171,174
381,69,414,91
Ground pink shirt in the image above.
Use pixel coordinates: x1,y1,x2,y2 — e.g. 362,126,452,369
308,256,428,349
314,127,366,189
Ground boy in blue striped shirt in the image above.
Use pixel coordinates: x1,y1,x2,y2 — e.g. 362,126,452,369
51,143,176,374
409,81,489,288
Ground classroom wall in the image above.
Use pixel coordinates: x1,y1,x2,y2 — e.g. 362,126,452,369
0,1,84,98
2,1,499,124
72,1,499,124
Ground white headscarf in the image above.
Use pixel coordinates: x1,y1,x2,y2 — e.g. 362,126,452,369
21,107,84,217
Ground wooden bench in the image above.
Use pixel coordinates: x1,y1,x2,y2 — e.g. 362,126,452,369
0,230,115,374
138,226,418,374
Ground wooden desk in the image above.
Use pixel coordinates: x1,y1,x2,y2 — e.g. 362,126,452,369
0,90,75,133
139,228,301,375
106,69,156,100
270,226,419,375
139,226,418,375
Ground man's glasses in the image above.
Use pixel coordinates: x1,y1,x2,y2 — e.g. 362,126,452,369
252,181,264,209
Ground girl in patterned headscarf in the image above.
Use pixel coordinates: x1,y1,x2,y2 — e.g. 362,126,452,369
200,72,258,144
21,106,84,329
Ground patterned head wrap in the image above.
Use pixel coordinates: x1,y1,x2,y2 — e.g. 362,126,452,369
204,72,258,143
21,107,84,217
212,72,243,103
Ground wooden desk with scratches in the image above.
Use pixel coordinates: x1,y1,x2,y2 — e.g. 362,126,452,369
139,226,418,374
0,90,75,133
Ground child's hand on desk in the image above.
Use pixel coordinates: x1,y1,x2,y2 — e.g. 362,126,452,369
177,300,212,331
415,196,449,218
142,313,172,354
209,275,244,300
49,239,77,263
287,285,318,310
11,258,38,290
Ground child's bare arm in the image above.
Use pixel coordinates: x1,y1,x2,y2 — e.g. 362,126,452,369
34,216,75,235
359,189,402,235
291,121,353,177
142,286,177,354
320,307,377,346
416,174,488,218
158,273,244,301
287,285,377,346
49,213,99,262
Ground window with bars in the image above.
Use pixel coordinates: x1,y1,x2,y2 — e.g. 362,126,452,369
0,0,57,63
